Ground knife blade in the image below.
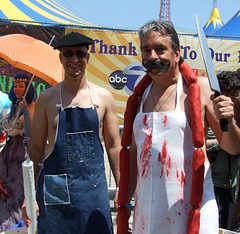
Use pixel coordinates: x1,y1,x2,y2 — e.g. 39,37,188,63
195,13,228,132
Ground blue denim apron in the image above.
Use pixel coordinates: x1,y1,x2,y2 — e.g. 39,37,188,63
36,84,113,234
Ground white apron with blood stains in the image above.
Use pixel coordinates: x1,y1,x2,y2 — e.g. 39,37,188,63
132,73,218,234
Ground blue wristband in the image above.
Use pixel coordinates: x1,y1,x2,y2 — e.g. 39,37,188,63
207,139,219,151
125,203,132,208
23,111,29,116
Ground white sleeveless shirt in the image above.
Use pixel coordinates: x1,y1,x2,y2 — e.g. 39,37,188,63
132,73,218,234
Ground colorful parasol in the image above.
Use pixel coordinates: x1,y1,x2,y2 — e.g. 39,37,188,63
0,33,63,86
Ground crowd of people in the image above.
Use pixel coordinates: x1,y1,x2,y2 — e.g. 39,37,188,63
0,19,240,234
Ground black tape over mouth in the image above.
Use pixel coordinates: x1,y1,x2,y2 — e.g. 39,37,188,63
142,59,170,73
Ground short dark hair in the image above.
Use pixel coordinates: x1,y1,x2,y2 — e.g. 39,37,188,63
138,20,180,52
138,20,184,64
217,70,240,94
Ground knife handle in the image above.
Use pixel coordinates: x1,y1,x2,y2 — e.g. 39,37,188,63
215,91,228,132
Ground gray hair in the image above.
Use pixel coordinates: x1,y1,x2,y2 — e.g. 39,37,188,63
138,20,180,53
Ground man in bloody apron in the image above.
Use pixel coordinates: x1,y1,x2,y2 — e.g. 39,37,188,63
117,20,240,234
22,32,121,233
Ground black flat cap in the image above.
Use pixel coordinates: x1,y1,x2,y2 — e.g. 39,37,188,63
53,32,94,50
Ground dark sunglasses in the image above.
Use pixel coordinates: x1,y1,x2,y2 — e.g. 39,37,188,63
61,50,88,58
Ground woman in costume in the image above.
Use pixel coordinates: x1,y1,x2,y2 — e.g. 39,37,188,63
0,74,35,232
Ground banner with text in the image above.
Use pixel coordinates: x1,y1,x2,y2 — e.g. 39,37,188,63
65,27,240,124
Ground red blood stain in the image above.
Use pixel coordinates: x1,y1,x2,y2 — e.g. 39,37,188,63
143,114,148,126
159,140,173,178
176,170,185,186
181,171,185,186
140,115,152,179
166,217,176,224
176,212,181,216
163,115,168,127
162,140,167,161
166,169,170,177
168,157,171,168
141,214,146,231
158,152,161,165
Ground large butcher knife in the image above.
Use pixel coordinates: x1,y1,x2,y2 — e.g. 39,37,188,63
195,13,228,132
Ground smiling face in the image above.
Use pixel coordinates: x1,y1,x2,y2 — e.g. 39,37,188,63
13,81,26,99
59,46,90,80
141,31,180,81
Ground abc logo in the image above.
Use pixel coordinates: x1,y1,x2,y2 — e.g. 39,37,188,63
109,70,128,90
123,62,145,95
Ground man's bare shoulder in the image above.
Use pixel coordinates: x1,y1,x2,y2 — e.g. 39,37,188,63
34,83,62,116
88,82,116,118
38,83,61,99
197,76,209,86
89,82,113,98
197,76,214,95
36,83,61,105
197,76,215,124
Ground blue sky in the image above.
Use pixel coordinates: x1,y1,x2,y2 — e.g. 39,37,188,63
58,0,240,32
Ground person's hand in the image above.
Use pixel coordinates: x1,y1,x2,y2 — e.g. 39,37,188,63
114,190,118,210
211,94,234,122
127,207,132,233
22,199,39,228
116,206,132,233
19,97,29,114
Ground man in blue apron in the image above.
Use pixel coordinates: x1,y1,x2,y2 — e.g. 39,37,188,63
22,32,121,233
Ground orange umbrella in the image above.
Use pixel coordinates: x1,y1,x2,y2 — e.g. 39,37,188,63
0,34,64,86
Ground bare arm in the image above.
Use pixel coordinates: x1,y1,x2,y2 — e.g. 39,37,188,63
206,128,219,152
102,91,121,187
27,93,48,183
201,77,240,154
128,134,138,203
100,90,121,209
206,138,219,152
19,98,34,138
